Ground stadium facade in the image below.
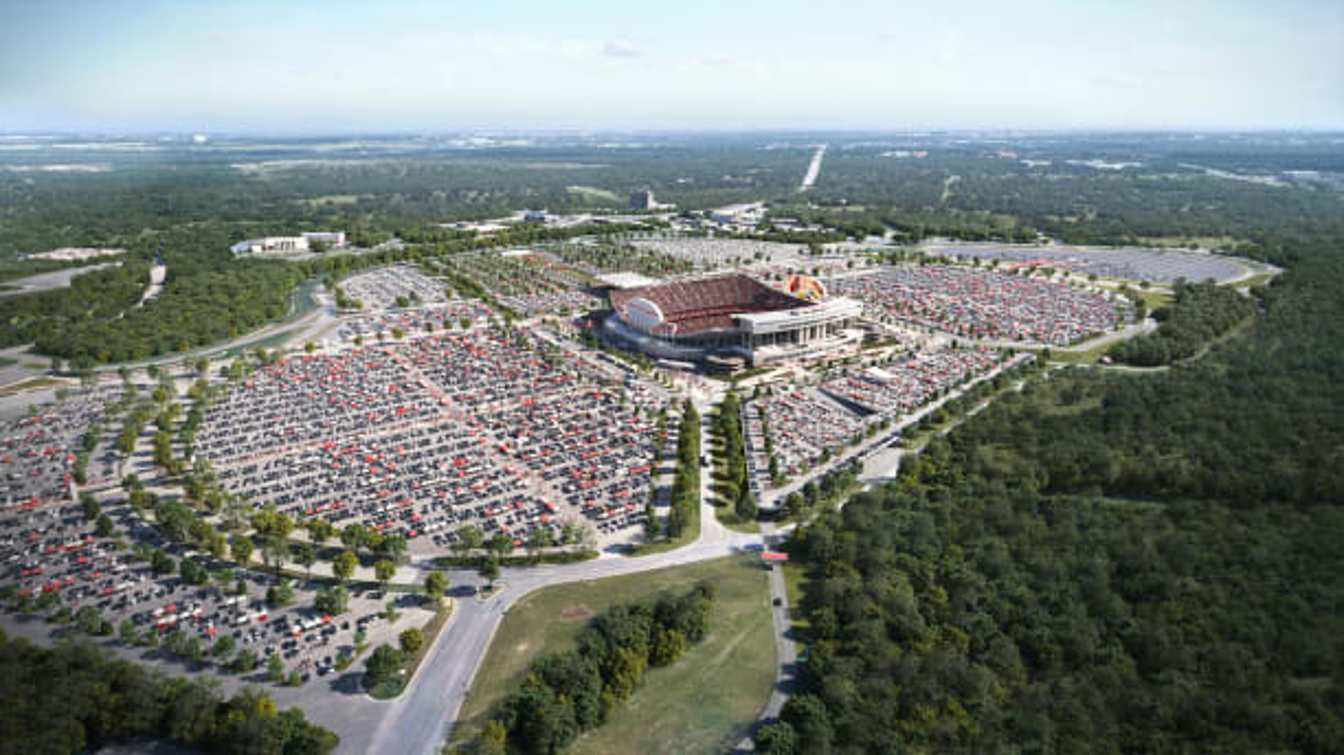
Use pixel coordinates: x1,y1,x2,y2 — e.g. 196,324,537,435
605,273,862,367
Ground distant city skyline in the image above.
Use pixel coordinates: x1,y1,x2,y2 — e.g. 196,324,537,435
2,0,1341,133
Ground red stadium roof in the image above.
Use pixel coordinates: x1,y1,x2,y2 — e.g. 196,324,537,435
610,274,808,337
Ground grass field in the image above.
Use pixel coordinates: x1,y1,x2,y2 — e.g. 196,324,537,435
781,563,810,639
0,377,68,397
451,555,776,754
1131,288,1175,311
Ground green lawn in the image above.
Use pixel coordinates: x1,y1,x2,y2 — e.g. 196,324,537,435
451,555,776,754
781,563,810,639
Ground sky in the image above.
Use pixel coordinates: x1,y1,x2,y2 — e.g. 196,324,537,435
2,0,1341,133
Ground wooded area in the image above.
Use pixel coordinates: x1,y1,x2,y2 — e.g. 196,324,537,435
0,631,338,755
1108,280,1258,366
767,216,1344,752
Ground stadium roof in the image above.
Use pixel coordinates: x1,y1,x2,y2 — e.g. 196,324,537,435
610,274,810,337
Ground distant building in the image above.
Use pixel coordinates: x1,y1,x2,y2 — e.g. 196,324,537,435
523,209,548,224
628,190,656,210
229,231,345,256
301,231,346,247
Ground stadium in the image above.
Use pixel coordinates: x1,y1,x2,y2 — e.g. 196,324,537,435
604,273,863,367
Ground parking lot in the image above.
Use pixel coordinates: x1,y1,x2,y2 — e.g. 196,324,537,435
340,265,451,309
832,266,1131,346
744,346,1004,493
0,492,430,686
631,237,861,279
196,324,671,553
0,386,121,507
920,241,1250,283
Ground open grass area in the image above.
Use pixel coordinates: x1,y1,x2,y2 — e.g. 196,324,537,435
1226,271,1278,289
0,377,69,396
1049,339,1120,365
566,185,622,202
1131,288,1175,311
451,554,776,754
1137,235,1247,250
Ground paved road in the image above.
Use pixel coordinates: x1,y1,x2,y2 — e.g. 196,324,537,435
799,145,827,192
731,521,799,751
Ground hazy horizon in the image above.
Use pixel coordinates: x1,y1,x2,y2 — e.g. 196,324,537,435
3,0,1342,133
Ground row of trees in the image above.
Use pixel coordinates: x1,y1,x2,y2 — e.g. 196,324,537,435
713,389,757,521
477,583,716,755
661,401,700,541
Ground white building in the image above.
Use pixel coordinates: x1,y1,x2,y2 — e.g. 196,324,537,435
229,231,346,256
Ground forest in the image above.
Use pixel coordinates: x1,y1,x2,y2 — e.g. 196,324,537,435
1108,280,1258,366
764,211,1344,752
0,631,338,755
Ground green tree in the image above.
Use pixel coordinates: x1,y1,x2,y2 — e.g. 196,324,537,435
267,652,285,683
364,644,406,688
230,535,253,565
212,633,236,659
79,493,100,521
479,558,501,591
293,542,316,578
74,605,102,635
478,720,509,755
755,722,798,755
454,525,484,556
424,571,448,602
332,550,358,583
374,559,395,588
399,627,424,656
314,586,349,615
650,628,688,667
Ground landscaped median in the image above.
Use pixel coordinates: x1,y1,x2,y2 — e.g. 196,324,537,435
446,554,776,754
364,588,456,700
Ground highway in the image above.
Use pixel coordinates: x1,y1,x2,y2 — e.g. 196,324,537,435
799,144,827,191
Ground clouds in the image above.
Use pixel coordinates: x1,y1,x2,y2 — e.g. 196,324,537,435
601,40,642,59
